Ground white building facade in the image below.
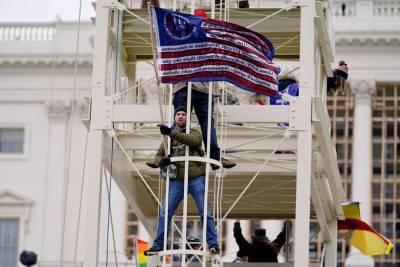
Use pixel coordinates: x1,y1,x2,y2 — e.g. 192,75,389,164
1,0,400,266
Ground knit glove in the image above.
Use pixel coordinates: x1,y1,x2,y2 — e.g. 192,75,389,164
234,221,241,233
159,124,172,136
159,156,171,167
283,220,292,232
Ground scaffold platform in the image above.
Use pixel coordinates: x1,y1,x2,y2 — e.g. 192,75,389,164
83,1,346,267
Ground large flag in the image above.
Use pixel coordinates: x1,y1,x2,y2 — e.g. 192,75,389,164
338,202,393,256
151,7,280,97
136,239,149,267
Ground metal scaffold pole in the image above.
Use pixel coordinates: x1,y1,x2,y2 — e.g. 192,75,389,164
294,0,315,266
83,0,112,266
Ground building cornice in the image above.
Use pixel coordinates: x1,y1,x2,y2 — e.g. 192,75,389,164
0,59,93,68
336,37,400,47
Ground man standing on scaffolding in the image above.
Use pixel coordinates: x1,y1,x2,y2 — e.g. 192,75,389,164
144,106,220,256
173,82,236,170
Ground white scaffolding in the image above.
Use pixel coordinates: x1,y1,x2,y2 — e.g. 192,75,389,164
82,0,346,266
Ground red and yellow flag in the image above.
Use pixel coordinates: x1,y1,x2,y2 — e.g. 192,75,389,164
338,202,393,256
136,239,149,267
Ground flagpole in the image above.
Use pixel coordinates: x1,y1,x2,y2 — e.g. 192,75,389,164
134,237,140,267
148,7,170,267
148,4,168,156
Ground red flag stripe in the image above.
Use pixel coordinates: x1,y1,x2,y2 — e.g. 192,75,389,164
160,65,276,90
338,219,390,245
206,30,270,58
206,31,266,58
159,38,269,64
160,60,278,84
206,36,269,62
160,71,279,96
202,19,274,52
160,48,279,73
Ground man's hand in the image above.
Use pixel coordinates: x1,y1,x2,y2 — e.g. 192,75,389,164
283,220,292,232
234,221,241,233
159,156,171,167
159,124,172,136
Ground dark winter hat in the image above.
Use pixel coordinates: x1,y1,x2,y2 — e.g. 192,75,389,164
254,228,266,238
20,250,37,266
335,69,348,80
174,106,187,116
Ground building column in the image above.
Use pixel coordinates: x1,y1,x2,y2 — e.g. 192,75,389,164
345,79,375,267
41,100,71,262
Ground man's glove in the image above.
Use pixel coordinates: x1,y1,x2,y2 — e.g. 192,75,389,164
283,220,292,232
234,221,241,233
159,124,172,136
159,156,171,167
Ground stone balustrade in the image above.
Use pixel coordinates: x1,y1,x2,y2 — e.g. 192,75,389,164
0,23,56,42
332,0,400,18
373,0,400,16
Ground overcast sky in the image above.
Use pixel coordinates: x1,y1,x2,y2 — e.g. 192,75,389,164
0,0,95,22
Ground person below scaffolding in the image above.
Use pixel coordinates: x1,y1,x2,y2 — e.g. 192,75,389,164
144,106,220,256
233,221,291,262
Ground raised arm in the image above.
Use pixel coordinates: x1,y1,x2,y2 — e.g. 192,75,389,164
272,221,291,249
233,222,252,255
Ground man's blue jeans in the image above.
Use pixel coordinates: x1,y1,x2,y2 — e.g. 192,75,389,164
153,175,219,248
173,88,220,161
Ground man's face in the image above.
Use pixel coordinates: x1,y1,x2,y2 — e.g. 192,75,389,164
175,111,187,128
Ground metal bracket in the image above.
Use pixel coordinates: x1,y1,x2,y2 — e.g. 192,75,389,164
80,96,92,131
90,96,113,130
289,96,312,131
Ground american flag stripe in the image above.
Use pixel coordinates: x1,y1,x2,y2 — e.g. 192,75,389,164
159,57,278,84
206,30,267,58
160,42,277,72
201,20,274,58
152,7,280,97
160,49,278,73
159,65,278,90
209,27,268,46
161,71,278,97
206,34,267,61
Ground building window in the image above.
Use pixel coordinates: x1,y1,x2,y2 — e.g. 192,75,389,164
0,128,24,154
371,83,400,265
125,206,139,259
0,219,19,267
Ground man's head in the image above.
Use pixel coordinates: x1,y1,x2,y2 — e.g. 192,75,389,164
251,228,269,243
174,106,187,128
254,228,267,239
